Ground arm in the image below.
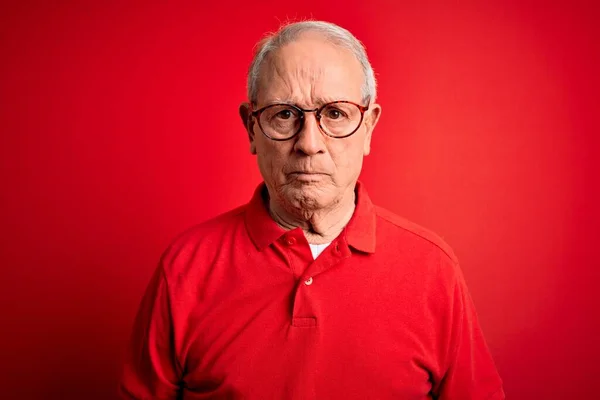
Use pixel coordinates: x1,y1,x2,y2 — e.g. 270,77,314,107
434,267,505,399
119,265,182,399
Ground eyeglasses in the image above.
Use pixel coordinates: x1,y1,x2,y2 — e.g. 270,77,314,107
251,100,370,141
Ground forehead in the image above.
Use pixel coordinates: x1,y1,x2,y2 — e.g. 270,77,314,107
256,33,364,105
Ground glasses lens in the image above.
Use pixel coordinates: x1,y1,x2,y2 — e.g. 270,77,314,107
260,105,302,139
319,102,362,137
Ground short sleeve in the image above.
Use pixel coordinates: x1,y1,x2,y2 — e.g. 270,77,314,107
118,265,181,399
434,266,505,399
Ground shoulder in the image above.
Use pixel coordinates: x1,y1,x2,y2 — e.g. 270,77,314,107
159,205,248,272
372,205,468,300
374,205,459,265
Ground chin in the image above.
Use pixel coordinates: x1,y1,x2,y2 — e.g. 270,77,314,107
282,184,335,211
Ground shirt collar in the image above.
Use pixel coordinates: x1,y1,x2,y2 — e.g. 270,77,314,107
244,181,376,253
343,181,377,253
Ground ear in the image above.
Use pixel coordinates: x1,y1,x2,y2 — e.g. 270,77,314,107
239,102,257,155
362,103,381,156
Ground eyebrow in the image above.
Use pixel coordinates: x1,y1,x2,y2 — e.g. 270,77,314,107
263,96,355,107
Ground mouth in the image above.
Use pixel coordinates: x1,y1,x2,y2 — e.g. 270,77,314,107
288,171,328,181
288,171,327,176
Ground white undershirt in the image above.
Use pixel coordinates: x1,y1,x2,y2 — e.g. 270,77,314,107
308,242,331,259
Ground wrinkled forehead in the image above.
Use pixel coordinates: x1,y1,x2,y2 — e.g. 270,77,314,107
255,35,364,106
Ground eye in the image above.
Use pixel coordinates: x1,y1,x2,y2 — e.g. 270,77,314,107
275,109,294,120
323,107,347,120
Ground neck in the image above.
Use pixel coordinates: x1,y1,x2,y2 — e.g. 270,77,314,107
268,187,356,245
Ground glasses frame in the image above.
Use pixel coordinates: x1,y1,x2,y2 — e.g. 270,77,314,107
250,99,370,141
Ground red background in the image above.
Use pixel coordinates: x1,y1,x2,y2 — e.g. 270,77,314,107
1,1,598,399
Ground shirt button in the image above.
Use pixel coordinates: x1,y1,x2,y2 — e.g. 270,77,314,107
304,277,313,286
286,236,296,246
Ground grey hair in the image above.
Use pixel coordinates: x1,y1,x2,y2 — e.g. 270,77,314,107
247,20,377,104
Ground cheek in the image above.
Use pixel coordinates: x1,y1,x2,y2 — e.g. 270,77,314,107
256,140,290,178
331,138,364,167
329,139,366,183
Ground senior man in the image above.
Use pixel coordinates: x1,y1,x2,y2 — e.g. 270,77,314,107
120,20,504,399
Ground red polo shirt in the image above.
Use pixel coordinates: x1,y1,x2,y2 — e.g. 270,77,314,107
119,183,504,399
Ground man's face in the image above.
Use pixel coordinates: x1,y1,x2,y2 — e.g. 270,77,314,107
242,32,381,212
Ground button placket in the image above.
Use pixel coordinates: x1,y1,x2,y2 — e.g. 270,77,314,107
281,233,313,277
291,274,318,328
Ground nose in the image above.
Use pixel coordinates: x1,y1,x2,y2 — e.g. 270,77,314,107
293,112,326,155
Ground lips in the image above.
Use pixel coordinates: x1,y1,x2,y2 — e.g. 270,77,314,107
289,171,327,175
287,171,329,182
